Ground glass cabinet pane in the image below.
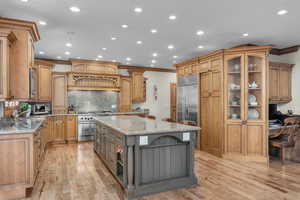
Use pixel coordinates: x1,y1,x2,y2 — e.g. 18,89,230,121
227,57,242,120
247,56,263,120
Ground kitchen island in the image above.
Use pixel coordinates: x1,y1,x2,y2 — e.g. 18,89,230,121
94,115,200,199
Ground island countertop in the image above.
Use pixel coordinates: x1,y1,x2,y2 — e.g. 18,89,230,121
0,117,46,135
94,115,200,136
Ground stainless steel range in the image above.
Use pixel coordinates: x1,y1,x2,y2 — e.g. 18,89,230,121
78,115,96,142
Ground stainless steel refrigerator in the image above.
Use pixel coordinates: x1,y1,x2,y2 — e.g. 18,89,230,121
177,74,198,124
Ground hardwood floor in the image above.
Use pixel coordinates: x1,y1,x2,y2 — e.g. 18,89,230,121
25,143,300,200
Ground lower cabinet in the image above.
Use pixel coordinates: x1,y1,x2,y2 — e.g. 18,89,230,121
50,116,78,143
65,116,77,142
224,122,267,162
51,116,66,143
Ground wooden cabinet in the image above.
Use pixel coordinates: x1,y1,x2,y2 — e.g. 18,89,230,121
52,116,66,143
224,51,268,163
131,71,146,102
119,76,132,112
71,59,119,74
65,116,77,142
0,30,16,99
269,62,293,103
200,58,223,157
35,59,53,101
52,73,67,114
9,31,35,100
170,83,177,121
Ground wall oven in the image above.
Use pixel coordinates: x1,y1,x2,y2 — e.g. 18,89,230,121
32,103,51,115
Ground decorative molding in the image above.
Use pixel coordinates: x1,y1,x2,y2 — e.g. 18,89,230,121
36,58,176,73
0,17,40,41
119,65,176,73
34,59,54,67
70,58,120,66
270,45,300,55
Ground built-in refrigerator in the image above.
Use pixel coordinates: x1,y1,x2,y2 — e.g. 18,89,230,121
177,74,198,124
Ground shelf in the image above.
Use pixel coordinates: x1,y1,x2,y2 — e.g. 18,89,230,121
248,88,261,90
248,105,261,108
229,105,241,107
228,71,241,74
248,71,261,73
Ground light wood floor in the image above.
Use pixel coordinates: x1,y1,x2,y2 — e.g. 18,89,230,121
25,143,300,200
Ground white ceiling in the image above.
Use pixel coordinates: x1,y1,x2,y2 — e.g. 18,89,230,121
0,0,299,69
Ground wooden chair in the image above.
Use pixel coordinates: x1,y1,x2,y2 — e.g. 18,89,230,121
269,117,300,163
147,115,156,120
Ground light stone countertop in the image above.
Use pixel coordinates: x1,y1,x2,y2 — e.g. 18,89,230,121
0,117,46,135
95,115,200,136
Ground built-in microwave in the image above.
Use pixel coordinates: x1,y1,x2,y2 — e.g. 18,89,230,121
32,103,51,115
29,68,37,99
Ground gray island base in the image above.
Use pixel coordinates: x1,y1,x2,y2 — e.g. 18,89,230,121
94,115,200,199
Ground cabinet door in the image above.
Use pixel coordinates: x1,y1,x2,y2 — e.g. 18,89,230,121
225,123,243,155
0,38,10,99
52,74,67,114
53,117,66,143
38,65,52,101
225,54,244,122
132,72,145,102
245,53,266,122
65,116,77,142
245,123,266,160
269,65,280,101
72,64,86,72
279,67,291,102
119,77,132,112
170,83,177,121
198,61,210,73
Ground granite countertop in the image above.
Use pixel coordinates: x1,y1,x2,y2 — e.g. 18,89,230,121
33,111,147,117
0,117,46,135
95,115,200,136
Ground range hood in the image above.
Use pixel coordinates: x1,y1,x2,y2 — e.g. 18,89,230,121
67,72,121,91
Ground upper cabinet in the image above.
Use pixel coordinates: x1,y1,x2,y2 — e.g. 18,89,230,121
35,59,53,101
0,17,40,100
71,59,119,74
269,62,293,103
131,71,146,102
119,76,132,112
0,30,17,100
52,73,67,114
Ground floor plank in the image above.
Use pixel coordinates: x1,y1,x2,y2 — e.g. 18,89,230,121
24,143,300,200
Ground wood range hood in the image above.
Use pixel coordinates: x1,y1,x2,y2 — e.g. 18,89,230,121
67,59,121,91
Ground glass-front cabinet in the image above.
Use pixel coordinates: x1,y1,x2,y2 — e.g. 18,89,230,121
225,53,266,122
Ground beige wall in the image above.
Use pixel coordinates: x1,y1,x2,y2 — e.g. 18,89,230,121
52,65,177,118
132,71,177,120
269,51,300,114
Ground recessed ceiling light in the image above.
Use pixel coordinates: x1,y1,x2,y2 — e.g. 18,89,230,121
173,55,178,59
76,57,81,59
39,51,45,55
122,24,128,28
111,37,117,40
137,41,142,45
134,7,143,13
243,33,249,37
151,29,157,33
56,56,61,59
169,15,177,20
98,55,103,58
65,51,70,55
196,30,204,35
277,10,288,15
65,43,72,47
112,60,116,62
70,6,80,12
39,21,47,26
20,0,29,2
168,45,174,50
126,57,131,61
152,53,158,57
102,47,107,51
151,60,157,64
95,58,99,61
198,45,204,49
